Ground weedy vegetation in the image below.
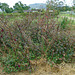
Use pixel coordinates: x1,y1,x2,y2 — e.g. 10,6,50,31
0,10,75,73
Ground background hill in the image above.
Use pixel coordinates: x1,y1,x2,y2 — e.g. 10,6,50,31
29,3,46,9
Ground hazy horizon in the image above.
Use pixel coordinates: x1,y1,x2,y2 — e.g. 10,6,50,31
0,0,74,7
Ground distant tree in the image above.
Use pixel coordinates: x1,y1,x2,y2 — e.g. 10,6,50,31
31,8,36,11
71,6,75,13
0,3,2,8
71,6,75,10
73,0,75,6
0,2,13,13
46,0,59,10
0,3,9,12
58,1,64,6
5,7,13,13
46,0,64,10
13,1,30,13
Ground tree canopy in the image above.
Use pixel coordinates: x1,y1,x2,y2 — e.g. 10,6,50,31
0,3,9,12
0,1,30,13
13,1,30,13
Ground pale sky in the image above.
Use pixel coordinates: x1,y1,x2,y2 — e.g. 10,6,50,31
0,0,74,7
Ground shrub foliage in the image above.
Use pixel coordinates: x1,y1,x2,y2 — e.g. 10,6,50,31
0,11,74,73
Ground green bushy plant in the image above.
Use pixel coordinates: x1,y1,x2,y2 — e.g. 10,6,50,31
60,17,72,30
0,10,74,73
47,33,74,64
1,54,29,73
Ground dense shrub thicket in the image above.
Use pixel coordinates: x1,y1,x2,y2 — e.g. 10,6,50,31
0,11,74,73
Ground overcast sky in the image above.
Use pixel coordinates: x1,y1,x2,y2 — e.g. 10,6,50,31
0,0,74,7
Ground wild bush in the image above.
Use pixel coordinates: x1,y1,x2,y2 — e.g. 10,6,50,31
0,11,74,73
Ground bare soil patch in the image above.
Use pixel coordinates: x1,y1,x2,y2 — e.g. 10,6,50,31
0,58,75,75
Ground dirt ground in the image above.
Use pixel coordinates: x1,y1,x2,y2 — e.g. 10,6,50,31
0,58,75,75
